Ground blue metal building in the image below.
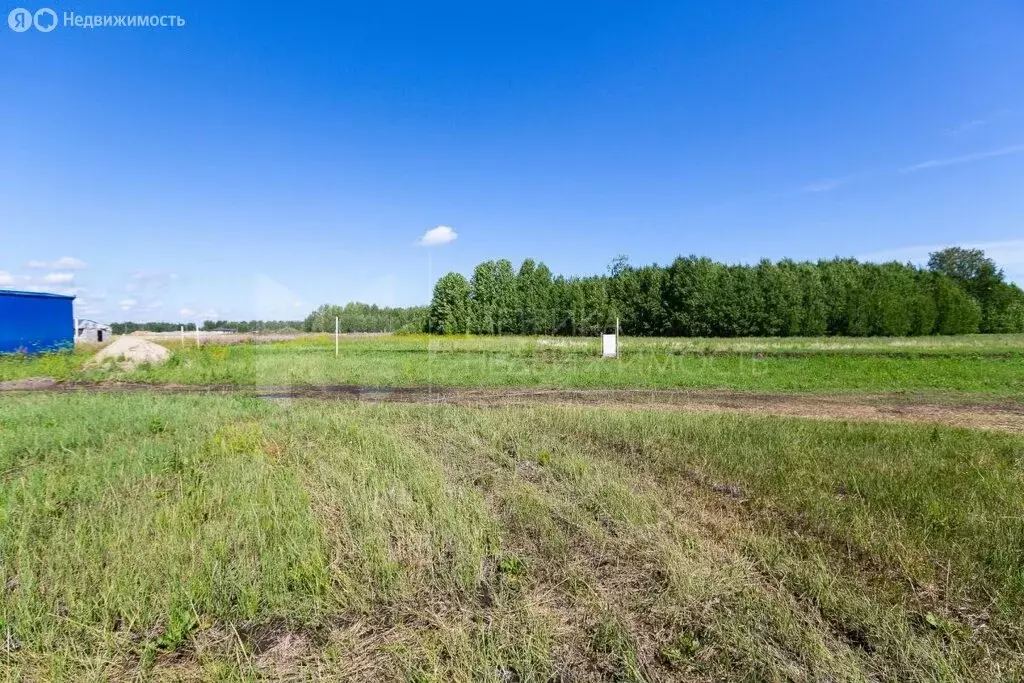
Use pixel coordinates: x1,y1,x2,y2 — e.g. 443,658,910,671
0,289,76,353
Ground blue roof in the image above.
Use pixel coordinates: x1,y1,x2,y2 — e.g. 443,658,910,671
0,288,76,300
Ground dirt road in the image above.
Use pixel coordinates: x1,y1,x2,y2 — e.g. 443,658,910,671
3,379,1022,434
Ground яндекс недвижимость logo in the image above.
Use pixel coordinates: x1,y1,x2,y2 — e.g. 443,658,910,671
8,7,57,32
7,8,184,31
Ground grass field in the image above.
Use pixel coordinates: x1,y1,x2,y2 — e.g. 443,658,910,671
2,392,1023,681
2,334,1022,680
3,334,1023,396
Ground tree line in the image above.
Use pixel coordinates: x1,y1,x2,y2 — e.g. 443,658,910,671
201,320,303,332
428,248,1024,337
109,321,199,334
109,321,305,334
302,302,427,333
110,304,426,335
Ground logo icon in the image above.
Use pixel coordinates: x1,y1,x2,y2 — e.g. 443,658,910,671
7,7,31,31
33,7,56,31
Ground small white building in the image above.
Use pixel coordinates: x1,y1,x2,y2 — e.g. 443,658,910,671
76,319,112,343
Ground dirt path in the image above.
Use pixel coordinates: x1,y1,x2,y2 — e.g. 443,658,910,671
2,379,1022,434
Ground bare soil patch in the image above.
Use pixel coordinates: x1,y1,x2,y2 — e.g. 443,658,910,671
1,382,1021,433
0,376,58,390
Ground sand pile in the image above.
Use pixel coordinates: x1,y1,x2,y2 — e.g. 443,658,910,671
89,337,171,370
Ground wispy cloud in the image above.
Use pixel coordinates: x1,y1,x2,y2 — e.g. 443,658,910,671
42,272,75,284
800,143,1024,194
944,119,989,136
22,285,84,297
0,271,14,287
417,225,458,246
26,256,88,270
899,144,1024,174
943,108,1016,136
118,298,137,311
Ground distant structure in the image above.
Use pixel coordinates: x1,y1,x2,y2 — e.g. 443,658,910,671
0,289,76,353
75,319,112,343
211,327,237,334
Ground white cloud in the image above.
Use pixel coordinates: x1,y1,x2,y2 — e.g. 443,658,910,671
26,256,88,270
118,298,137,311
417,225,458,246
43,272,74,284
0,271,13,286
21,285,84,297
179,307,197,317
899,144,1024,174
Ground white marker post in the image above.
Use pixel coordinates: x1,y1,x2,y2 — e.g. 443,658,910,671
602,317,620,358
180,325,185,347
195,323,201,347
335,316,339,357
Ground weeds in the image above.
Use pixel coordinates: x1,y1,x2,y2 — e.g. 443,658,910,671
1,393,1023,680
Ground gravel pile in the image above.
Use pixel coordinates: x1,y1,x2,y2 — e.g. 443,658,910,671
89,337,171,370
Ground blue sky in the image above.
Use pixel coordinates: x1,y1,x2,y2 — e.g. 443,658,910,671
2,1,1022,322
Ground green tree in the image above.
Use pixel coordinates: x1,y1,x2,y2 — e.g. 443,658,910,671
515,258,553,334
469,260,517,334
303,303,426,333
981,282,1024,333
493,259,518,334
609,263,668,336
928,247,1001,288
469,261,500,333
927,247,1012,331
933,276,982,335
758,259,803,336
796,262,828,336
428,273,471,334
665,256,721,337
430,251,1016,338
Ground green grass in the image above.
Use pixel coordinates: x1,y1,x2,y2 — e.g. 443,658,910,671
114,334,1024,396
5,335,1023,396
2,392,1023,680
0,349,93,383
